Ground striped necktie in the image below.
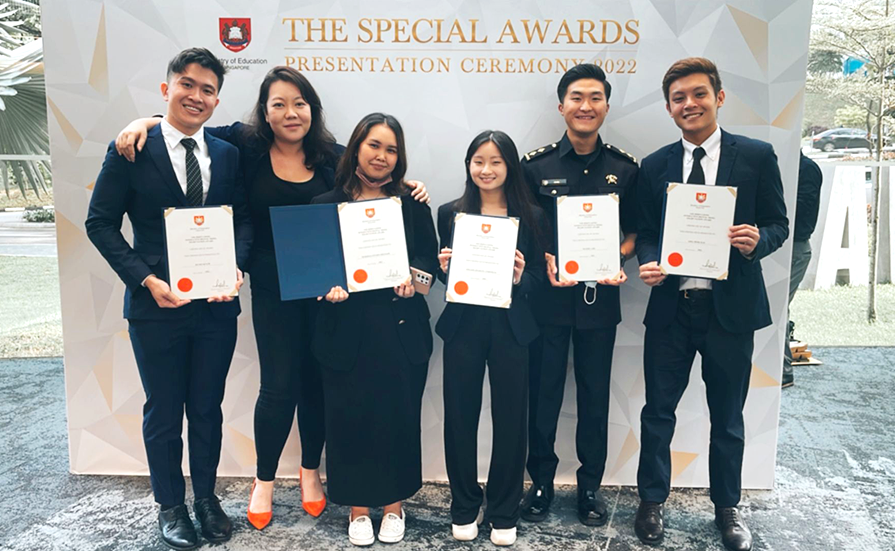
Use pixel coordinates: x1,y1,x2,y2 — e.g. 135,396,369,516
181,138,204,206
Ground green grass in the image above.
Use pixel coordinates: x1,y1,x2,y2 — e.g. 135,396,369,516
790,283,895,346
0,256,62,357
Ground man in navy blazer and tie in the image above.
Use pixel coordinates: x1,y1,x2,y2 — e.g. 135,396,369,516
633,58,788,551
86,48,251,550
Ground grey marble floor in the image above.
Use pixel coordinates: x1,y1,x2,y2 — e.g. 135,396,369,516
1,348,893,551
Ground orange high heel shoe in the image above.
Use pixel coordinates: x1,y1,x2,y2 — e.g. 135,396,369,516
247,479,273,530
300,469,327,517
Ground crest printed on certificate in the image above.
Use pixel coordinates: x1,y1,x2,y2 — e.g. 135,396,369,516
163,205,238,299
556,194,621,282
446,213,519,309
338,197,410,292
659,182,737,280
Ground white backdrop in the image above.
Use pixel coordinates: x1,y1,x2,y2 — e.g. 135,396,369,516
43,0,814,489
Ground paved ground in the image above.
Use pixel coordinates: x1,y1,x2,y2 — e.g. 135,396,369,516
0,211,56,257
1,348,893,551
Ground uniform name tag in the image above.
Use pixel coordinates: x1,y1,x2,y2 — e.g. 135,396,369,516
541,179,567,186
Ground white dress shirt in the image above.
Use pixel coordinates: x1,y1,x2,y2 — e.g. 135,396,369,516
160,118,212,203
679,125,722,291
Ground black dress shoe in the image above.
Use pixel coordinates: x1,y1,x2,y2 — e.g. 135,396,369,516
520,484,554,522
577,489,608,526
634,501,664,546
715,507,753,551
194,496,233,543
158,504,198,551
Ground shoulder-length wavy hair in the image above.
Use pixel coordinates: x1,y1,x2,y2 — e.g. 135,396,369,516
335,113,409,199
242,66,337,169
455,130,545,248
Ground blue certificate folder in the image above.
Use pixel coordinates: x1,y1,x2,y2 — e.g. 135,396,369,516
270,204,348,301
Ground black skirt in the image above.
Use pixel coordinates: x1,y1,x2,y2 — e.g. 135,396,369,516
320,289,429,506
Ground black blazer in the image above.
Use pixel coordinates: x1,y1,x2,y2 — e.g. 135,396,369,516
85,125,252,320
635,129,789,333
434,200,547,346
206,122,345,196
310,187,439,369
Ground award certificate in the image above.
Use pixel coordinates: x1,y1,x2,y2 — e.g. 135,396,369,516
659,182,737,279
446,213,519,309
164,205,238,300
556,194,621,282
338,197,410,292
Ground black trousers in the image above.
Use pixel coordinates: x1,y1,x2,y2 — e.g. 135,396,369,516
251,286,325,480
527,324,616,491
128,305,236,507
637,292,754,507
443,307,528,529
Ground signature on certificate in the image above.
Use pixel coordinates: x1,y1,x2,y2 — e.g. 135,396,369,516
211,279,230,290
387,268,402,278
486,288,502,299
702,259,718,269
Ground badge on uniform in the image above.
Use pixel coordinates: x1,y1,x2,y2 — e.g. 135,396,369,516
605,174,618,185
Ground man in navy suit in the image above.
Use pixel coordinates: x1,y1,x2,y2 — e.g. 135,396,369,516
86,48,251,550
633,58,788,551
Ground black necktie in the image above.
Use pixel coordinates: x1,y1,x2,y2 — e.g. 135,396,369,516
687,147,706,185
181,138,204,206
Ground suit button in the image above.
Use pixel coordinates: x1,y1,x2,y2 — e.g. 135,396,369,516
551,189,557,195
398,319,405,324
584,169,589,174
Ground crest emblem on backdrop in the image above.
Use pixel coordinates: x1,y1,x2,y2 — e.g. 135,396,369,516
220,18,251,52
193,216,204,226
482,224,491,234
365,208,376,218
583,203,593,213
696,192,707,203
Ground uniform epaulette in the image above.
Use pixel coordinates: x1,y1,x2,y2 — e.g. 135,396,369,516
523,142,559,162
604,143,637,165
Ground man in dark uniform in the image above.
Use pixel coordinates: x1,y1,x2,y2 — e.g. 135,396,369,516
782,152,823,387
520,63,639,526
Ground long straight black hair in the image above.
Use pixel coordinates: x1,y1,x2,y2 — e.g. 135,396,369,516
455,130,545,248
335,113,409,199
242,66,337,169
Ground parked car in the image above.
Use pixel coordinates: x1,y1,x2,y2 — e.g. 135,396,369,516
812,128,869,151
812,127,875,152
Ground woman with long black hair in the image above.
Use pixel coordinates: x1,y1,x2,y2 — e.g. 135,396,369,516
313,113,438,546
436,130,548,546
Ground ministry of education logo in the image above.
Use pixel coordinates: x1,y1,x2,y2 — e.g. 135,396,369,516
220,18,251,52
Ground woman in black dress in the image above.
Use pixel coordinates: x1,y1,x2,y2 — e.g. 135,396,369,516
113,68,429,529
436,131,548,546
313,113,438,546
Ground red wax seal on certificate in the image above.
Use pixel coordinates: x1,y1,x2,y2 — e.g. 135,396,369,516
353,269,368,284
565,260,579,275
668,253,683,267
177,278,193,292
454,281,469,295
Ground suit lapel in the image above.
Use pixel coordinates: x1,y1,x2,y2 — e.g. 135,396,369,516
146,125,188,206
205,131,226,205
716,129,738,185
665,140,683,185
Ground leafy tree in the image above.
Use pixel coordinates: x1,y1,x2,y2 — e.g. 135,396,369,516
809,0,895,322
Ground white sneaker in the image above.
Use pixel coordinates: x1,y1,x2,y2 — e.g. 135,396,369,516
490,525,517,546
348,514,375,546
452,507,485,541
378,508,406,543
452,521,478,541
